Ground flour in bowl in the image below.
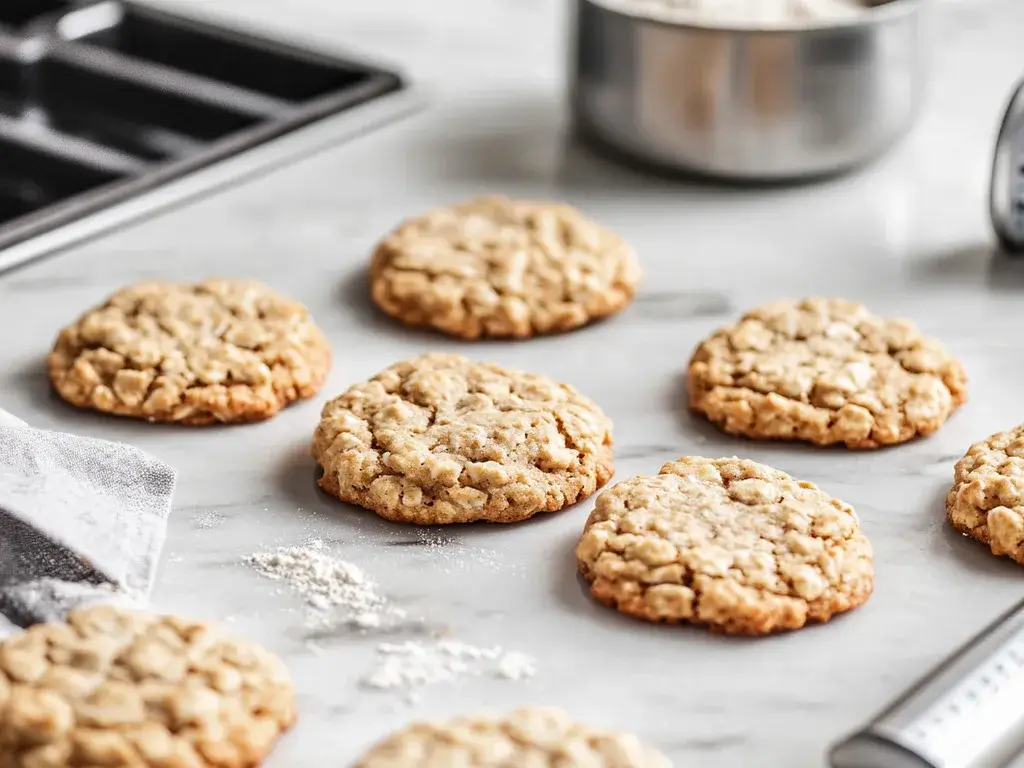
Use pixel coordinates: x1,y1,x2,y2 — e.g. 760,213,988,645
601,0,872,26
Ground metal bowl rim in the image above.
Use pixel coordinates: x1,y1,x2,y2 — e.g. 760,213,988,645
577,0,924,34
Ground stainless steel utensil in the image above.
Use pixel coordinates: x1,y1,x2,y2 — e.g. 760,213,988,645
829,599,1024,768
990,77,1024,253
569,0,927,181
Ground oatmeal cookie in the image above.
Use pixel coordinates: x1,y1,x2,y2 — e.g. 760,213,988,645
47,279,331,425
0,605,296,768
686,298,967,449
312,353,614,524
368,196,641,339
947,425,1024,565
355,707,669,768
576,456,874,636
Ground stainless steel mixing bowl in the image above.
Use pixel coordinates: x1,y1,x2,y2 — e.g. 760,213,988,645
569,0,926,181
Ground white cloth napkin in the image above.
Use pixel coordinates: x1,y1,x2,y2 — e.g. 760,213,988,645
0,407,176,636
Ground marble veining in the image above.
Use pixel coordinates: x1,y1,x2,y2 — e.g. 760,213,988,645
2,0,1024,765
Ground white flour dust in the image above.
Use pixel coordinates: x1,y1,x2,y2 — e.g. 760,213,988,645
495,651,538,681
362,640,537,691
245,537,537,696
602,0,874,26
193,510,225,530
413,530,506,573
244,539,405,629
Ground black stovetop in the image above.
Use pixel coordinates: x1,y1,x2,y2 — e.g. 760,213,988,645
0,1,417,272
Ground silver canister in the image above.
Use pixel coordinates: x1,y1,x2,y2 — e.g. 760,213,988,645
990,76,1024,253
569,0,927,181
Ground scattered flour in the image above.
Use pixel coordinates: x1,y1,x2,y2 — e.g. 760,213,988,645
193,510,225,530
600,0,872,26
362,640,537,691
496,651,538,681
245,538,537,696
413,530,509,574
244,539,405,629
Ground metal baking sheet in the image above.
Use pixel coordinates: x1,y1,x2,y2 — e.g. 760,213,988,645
0,0,423,274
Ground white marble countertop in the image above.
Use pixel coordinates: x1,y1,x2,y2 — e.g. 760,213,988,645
3,0,1024,765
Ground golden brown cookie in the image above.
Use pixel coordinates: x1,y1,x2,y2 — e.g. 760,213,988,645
0,605,296,768
354,707,670,768
47,279,331,425
576,456,874,636
947,425,1024,564
686,297,967,449
312,353,614,524
368,196,641,339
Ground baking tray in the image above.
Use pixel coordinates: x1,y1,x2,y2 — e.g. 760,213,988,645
0,1,423,274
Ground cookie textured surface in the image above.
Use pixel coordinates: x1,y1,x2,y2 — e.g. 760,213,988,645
576,456,874,636
686,298,967,448
947,425,1024,565
0,605,295,767
312,353,614,524
369,196,641,339
355,707,669,768
48,279,331,425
